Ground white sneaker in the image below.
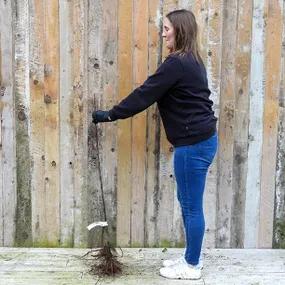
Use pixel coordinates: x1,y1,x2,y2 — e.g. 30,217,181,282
159,263,202,280
162,256,203,269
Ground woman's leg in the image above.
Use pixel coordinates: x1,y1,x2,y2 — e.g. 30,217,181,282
174,133,217,265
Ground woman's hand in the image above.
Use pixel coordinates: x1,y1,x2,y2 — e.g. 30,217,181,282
92,110,113,124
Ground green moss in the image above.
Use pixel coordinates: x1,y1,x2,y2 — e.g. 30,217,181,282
59,241,74,248
274,218,285,249
159,240,184,248
129,240,185,249
160,240,171,248
174,241,185,248
32,240,60,248
14,239,33,248
130,242,143,248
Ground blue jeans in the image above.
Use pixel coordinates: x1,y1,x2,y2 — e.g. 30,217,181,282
174,132,218,265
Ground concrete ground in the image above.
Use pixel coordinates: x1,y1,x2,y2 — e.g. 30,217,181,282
0,247,285,285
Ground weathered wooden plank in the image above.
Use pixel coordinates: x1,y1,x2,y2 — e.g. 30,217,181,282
186,1,210,249
99,0,118,247
169,2,186,248
14,0,32,247
144,0,162,247
157,0,180,248
130,0,148,247
0,248,285,285
116,0,133,247
244,0,266,248
195,0,212,249
43,0,60,244
0,108,2,246
30,0,64,247
59,0,88,247
259,0,282,248
274,108,285,248
273,0,285,249
87,0,107,247
216,0,238,248
0,0,16,247
231,0,252,248
203,0,222,249
71,0,88,248
29,0,46,245
192,0,222,249
59,0,75,247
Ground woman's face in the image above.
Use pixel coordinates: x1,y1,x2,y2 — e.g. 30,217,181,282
162,17,175,51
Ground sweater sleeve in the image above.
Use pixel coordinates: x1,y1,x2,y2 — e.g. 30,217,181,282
108,55,183,120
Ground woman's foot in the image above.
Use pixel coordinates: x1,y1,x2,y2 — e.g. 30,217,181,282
159,263,202,280
162,256,203,269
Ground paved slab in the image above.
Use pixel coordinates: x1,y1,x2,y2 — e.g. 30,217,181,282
0,248,284,284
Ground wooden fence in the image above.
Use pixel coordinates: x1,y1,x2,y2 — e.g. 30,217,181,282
0,0,284,249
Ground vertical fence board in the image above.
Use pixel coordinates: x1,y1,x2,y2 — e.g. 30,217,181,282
166,2,186,247
43,0,60,244
273,0,285,249
144,0,162,247
59,0,88,247
87,0,106,247
116,0,133,247
196,0,211,249
274,108,285,248
29,0,46,245
99,0,118,246
0,0,16,247
189,0,220,250
0,110,2,245
244,0,266,248
71,0,88,247
157,0,179,248
231,0,252,248
130,0,148,246
59,0,75,247
216,0,238,248
259,0,282,248
14,0,32,247
203,0,223,249
195,0,216,249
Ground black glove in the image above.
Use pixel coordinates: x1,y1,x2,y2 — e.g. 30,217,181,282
92,110,113,124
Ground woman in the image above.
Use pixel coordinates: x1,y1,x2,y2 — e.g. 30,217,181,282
93,9,218,280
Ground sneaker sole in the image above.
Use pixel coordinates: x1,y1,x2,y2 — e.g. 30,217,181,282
162,261,204,269
159,271,202,280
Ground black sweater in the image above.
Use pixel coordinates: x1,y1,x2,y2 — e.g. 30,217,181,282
109,52,217,147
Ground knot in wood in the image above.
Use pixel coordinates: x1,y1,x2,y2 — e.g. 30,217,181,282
18,110,26,121
44,94,52,104
0,86,6,96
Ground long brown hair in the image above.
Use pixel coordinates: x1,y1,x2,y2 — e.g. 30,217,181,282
166,9,203,64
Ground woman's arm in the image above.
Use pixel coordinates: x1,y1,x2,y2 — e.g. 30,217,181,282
93,55,183,123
